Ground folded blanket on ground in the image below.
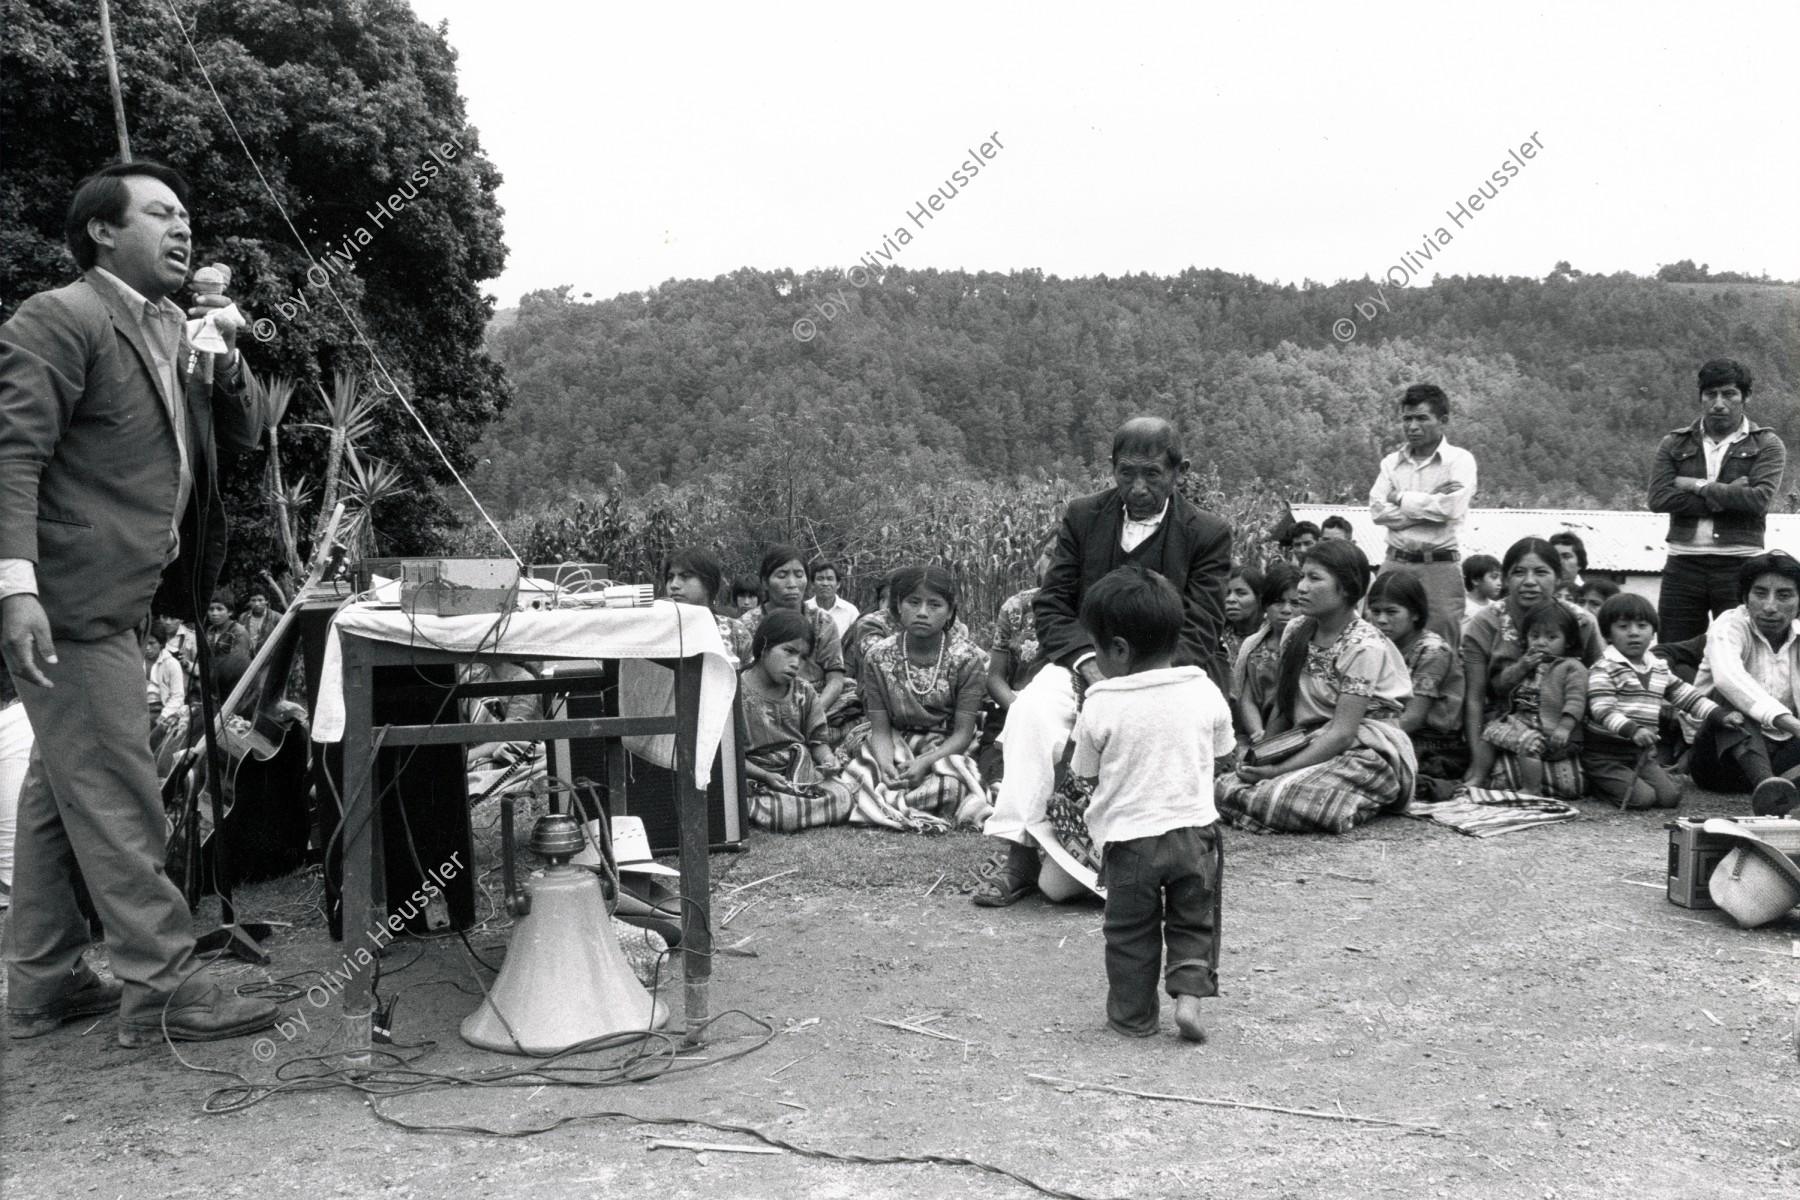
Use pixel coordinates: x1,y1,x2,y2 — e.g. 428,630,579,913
1404,787,1579,838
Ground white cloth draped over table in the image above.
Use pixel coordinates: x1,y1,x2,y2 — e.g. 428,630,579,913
310,600,737,788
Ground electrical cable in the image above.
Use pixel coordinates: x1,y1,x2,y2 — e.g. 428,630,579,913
88,45,816,1163
159,0,521,563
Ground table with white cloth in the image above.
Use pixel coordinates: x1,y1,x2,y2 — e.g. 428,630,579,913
311,600,735,1050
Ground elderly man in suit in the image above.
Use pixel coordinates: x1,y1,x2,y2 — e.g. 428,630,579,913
973,417,1232,906
0,161,277,1047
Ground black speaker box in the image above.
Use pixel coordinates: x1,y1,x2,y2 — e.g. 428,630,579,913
319,662,478,940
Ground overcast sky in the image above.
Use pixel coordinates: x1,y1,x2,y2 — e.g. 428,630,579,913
405,1,1800,308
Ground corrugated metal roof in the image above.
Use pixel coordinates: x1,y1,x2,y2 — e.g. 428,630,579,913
1288,504,1800,574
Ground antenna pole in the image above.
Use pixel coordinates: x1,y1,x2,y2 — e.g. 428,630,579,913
99,0,132,161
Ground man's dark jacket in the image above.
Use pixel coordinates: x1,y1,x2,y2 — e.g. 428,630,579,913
1647,418,1786,551
0,273,261,640
1033,487,1233,687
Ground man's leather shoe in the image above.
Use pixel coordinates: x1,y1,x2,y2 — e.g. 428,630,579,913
117,983,279,1048
7,973,123,1039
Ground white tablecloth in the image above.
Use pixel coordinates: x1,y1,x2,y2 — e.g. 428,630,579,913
310,601,735,787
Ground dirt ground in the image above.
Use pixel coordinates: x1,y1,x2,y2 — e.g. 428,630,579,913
3,785,1797,1200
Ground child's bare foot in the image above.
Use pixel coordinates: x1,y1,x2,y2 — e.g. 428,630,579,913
1174,995,1206,1043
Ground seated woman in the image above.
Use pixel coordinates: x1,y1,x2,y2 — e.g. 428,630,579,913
986,552,1054,715
1462,537,1605,791
1686,552,1800,815
663,546,751,666
841,565,990,831
739,546,861,748
1230,559,1300,741
1221,563,1266,672
1366,570,1466,798
738,611,855,831
1216,540,1417,834
843,570,897,682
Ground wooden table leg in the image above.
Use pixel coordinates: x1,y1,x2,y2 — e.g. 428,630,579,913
673,653,710,1044
339,633,377,1061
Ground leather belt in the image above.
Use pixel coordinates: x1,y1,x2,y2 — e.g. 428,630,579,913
1386,547,1460,564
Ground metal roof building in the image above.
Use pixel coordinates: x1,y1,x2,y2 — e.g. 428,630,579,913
1287,503,1800,601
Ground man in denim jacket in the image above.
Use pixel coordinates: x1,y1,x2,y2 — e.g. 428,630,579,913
1648,360,1786,644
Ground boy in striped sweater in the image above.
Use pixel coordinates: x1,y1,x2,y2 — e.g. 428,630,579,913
1584,593,1743,808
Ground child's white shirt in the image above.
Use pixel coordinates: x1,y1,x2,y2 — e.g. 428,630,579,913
1070,665,1234,849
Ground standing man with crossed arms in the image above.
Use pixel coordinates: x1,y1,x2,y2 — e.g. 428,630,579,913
0,161,277,1047
1647,358,1785,645
1369,383,1478,647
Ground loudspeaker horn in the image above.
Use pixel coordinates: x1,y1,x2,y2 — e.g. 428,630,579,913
461,813,669,1054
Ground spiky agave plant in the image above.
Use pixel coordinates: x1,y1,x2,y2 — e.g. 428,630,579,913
244,368,306,579
337,451,410,560
298,369,386,547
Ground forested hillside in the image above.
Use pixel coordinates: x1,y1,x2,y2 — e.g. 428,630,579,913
475,267,1798,521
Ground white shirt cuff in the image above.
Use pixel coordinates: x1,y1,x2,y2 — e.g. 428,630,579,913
0,559,38,601
1072,651,1096,674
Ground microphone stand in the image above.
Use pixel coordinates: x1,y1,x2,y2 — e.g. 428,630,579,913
188,335,274,964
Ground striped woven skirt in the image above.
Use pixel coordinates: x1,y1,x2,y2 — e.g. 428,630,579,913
1216,719,1417,835
840,730,991,833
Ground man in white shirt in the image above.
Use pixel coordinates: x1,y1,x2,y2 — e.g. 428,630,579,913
1648,359,1785,644
1368,383,1477,647
803,561,859,637
1688,552,1800,815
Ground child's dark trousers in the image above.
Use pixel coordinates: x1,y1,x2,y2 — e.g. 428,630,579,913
1100,823,1223,1036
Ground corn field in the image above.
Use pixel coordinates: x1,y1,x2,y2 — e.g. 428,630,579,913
453,464,1289,643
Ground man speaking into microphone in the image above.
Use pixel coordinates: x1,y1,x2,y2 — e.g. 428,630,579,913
0,161,277,1047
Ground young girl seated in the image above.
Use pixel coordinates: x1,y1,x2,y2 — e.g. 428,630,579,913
739,546,861,748
731,576,762,617
840,565,989,832
1583,592,1740,808
738,611,855,831
1231,560,1300,742
1480,601,1587,796
663,547,752,666
1366,571,1467,798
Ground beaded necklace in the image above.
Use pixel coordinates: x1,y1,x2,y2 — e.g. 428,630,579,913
902,631,948,696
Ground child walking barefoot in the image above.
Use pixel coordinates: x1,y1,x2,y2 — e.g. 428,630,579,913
1070,564,1233,1042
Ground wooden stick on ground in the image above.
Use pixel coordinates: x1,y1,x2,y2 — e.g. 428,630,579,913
922,871,947,898
722,895,767,927
722,867,798,897
1027,1073,1447,1135
867,1016,977,1046
647,1139,784,1155
765,1050,821,1080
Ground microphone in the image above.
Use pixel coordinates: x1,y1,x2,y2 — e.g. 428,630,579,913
191,263,232,385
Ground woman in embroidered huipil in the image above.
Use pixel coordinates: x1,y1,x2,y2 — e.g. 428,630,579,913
1218,540,1417,834
839,565,990,832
